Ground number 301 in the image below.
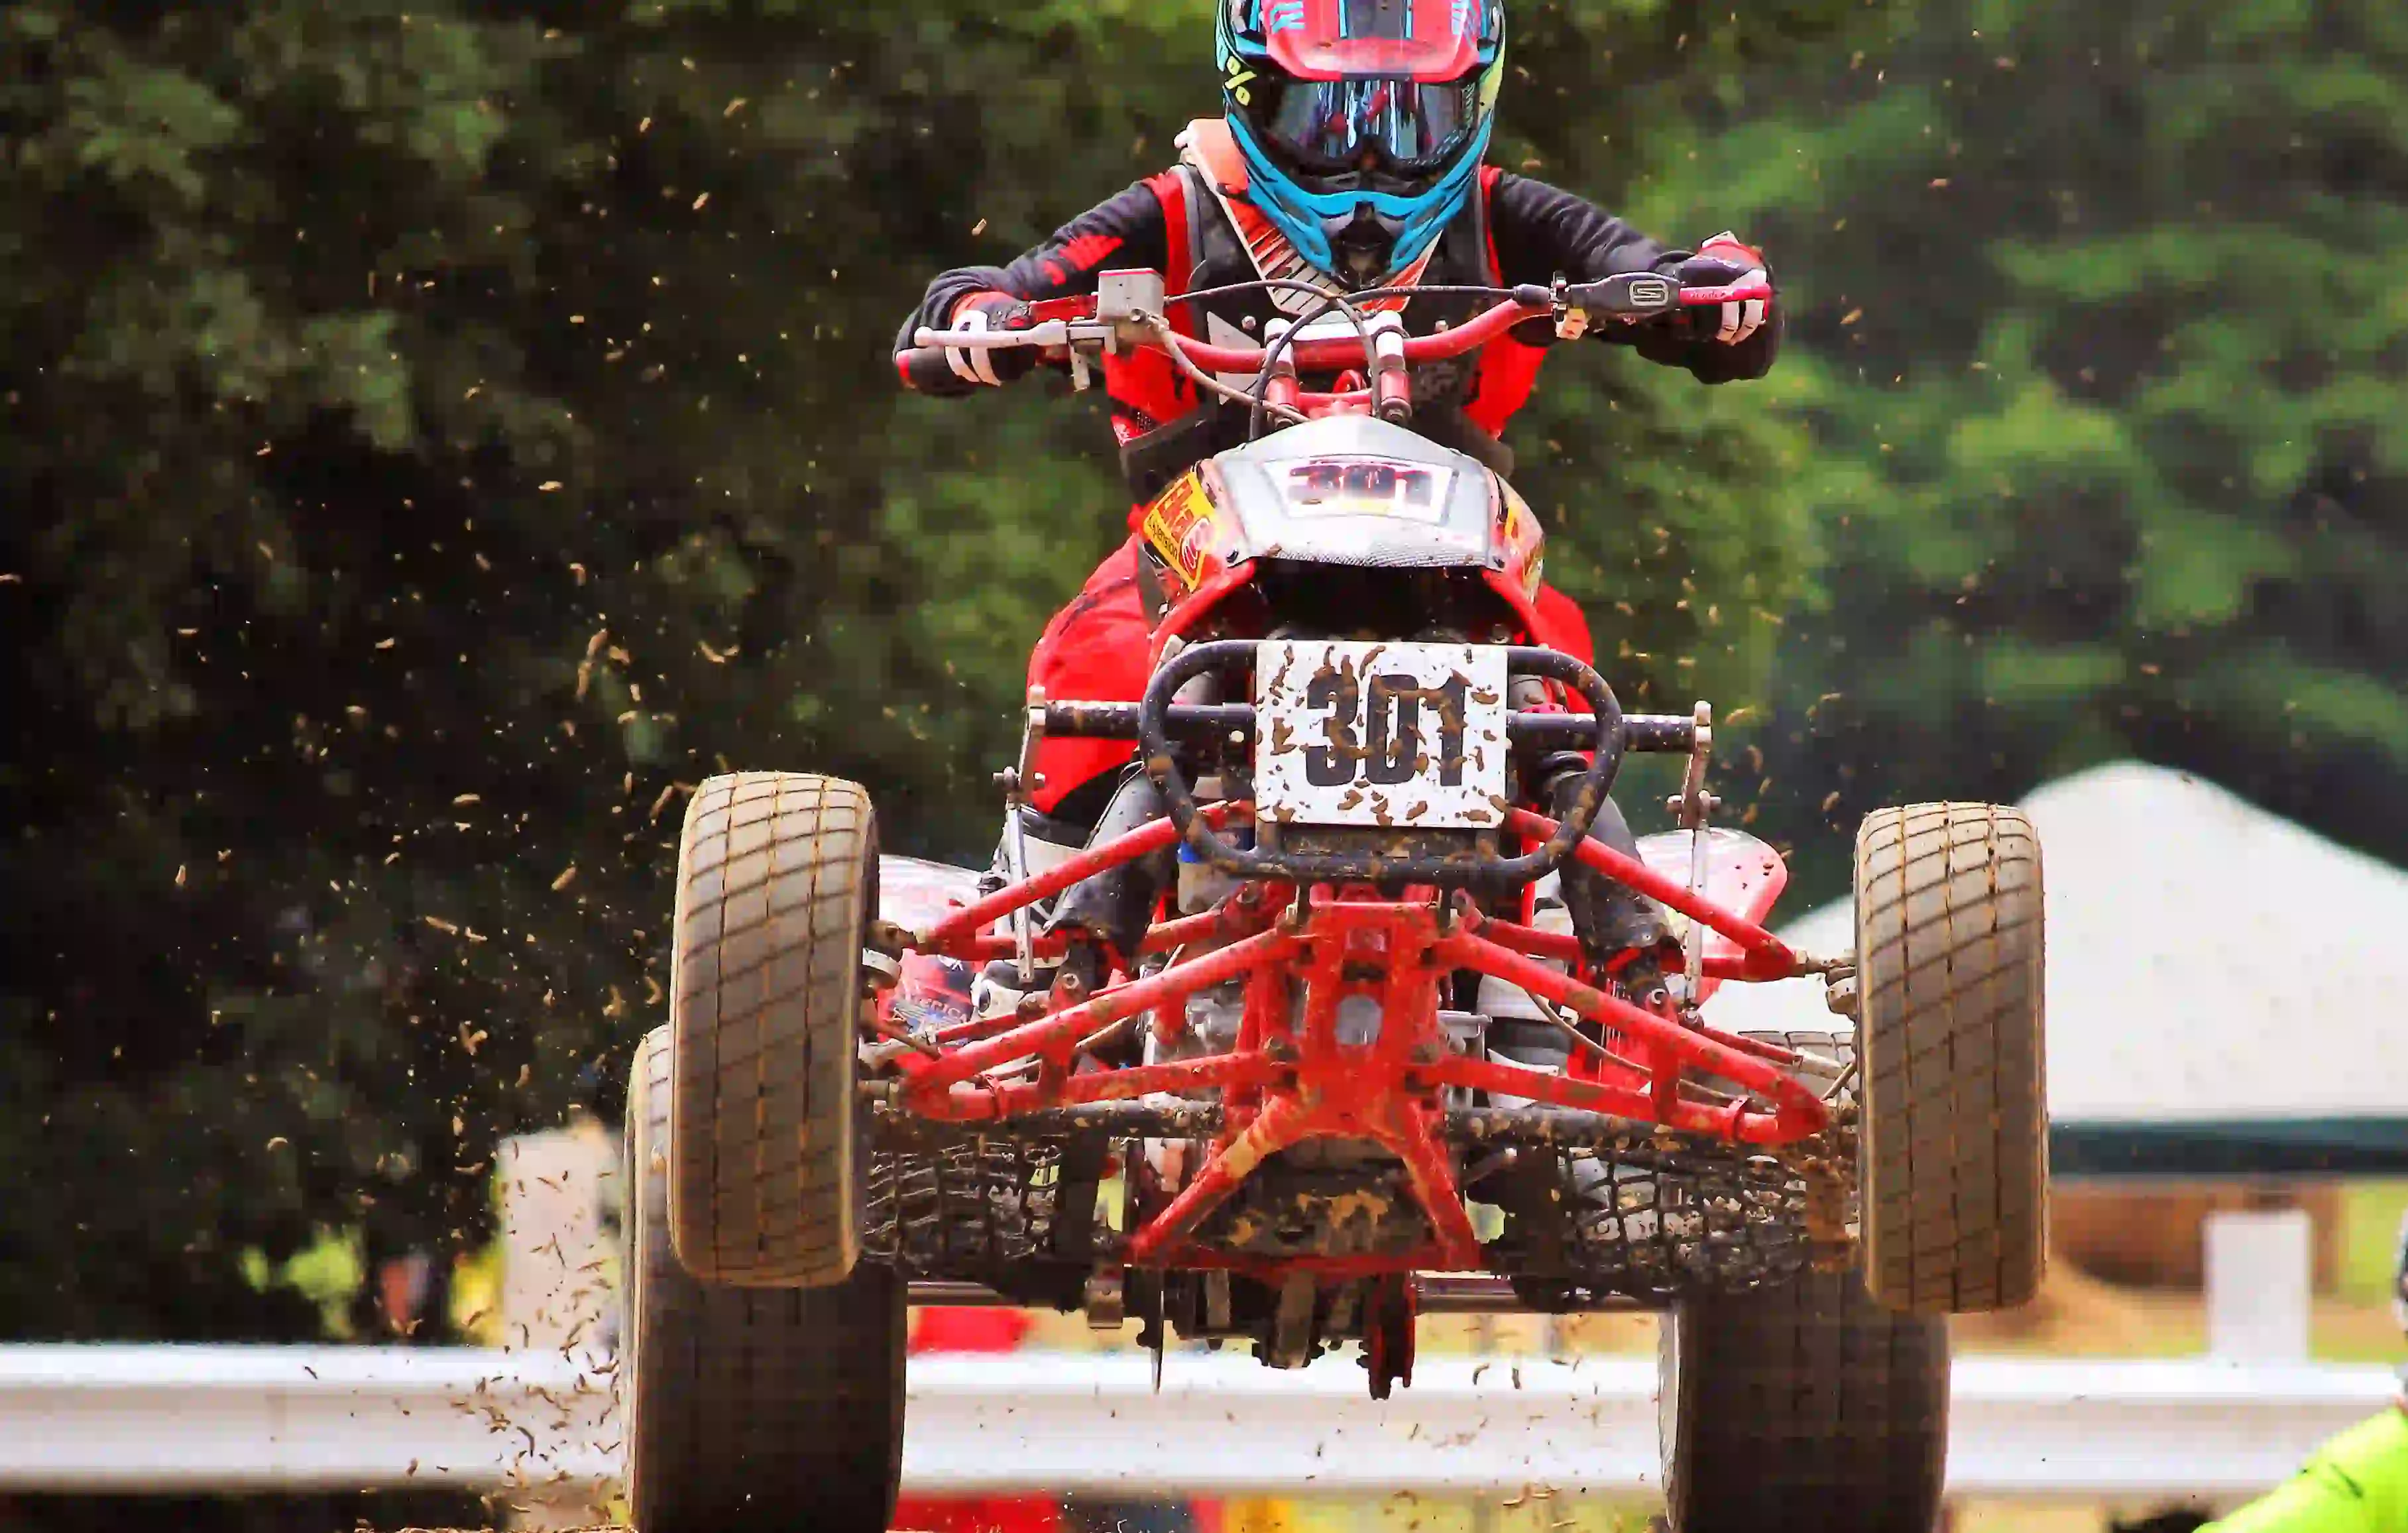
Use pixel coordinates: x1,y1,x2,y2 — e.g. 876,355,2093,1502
1302,672,1471,789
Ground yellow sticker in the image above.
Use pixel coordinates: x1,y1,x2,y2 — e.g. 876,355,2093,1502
1141,471,1216,589
1497,483,1546,596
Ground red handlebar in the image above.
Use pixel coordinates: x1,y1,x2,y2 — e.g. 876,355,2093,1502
908,278,1774,414
1178,298,1532,376
1152,282,1772,376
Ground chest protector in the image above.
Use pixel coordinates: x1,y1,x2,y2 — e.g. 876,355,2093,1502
1106,119,1553,509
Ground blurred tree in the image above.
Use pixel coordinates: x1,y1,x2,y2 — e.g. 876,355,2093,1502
1625,0,2408,889
0,0,1078,1353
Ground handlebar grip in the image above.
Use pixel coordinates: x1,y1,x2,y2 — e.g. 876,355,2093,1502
895,346,964,394
1677,280,1775,307
913,320,1073,351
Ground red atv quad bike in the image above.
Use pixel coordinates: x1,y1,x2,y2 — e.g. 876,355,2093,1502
619,273,2049,1533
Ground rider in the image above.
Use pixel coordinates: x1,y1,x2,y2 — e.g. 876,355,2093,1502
895,0,1782,995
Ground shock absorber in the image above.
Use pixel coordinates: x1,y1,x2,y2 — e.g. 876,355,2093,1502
1509,661,1670,986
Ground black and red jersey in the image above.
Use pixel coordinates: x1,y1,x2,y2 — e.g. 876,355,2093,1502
897,122,1780,504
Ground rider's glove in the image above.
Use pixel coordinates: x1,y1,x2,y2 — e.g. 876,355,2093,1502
945,292,1040,386
1678,233,1774,346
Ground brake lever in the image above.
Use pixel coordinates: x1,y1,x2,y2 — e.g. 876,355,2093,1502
1561,273,1683,323
1557,274,1774,333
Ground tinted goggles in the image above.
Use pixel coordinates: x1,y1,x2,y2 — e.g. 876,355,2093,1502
1245,72,1483,174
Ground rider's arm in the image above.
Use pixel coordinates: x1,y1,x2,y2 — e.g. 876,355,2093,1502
2205,1405,2408,1533
1485,172,1781,384
895,180,1171,395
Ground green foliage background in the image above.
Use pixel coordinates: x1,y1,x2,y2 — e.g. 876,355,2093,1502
1,0,2398,1420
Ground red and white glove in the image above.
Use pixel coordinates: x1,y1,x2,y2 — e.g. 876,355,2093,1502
1678,232,1773,346
943,292,1039,386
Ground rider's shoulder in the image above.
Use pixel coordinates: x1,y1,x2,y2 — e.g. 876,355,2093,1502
1483,166,1607,210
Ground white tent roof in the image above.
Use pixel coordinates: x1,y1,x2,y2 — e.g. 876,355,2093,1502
1703,760,2408,1126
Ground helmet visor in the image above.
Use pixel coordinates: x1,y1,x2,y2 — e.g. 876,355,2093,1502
1247,72,1483,174
1252,0,1494,83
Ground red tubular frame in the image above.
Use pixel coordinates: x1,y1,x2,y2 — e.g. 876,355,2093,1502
1499,808,1804,981
956,887,1290,968
917,801,1250,956
893,801,1831,1277
902,925,1293,1104
1427,913,1824,1141
915,1049,1284,1124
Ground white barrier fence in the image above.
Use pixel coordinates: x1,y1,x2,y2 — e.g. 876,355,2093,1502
0,1344,2393,1503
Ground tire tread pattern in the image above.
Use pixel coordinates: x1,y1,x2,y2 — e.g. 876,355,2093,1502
669,771,873,1286
1855,802,2048,1315
1660,1271,1949,1533
624,1029,904,1533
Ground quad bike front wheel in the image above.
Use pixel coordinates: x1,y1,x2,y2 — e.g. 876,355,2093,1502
622,1027,906,1533
1855,801,2048,1314
668,771,876,1287
1658,1269,1949,1533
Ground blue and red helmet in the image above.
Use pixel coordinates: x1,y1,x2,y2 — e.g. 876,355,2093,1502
1217,0,1508,286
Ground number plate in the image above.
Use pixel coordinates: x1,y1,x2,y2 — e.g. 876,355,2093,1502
1279,458,1454,523
1254,641,1509,828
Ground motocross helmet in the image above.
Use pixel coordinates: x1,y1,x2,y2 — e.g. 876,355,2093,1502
1217,0,1508,287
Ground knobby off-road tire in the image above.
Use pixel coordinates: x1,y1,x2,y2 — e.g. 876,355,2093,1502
1855,802,2049,1314
1659,1271,1949,1533
624,1027,905,1533
669,771,874,1287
